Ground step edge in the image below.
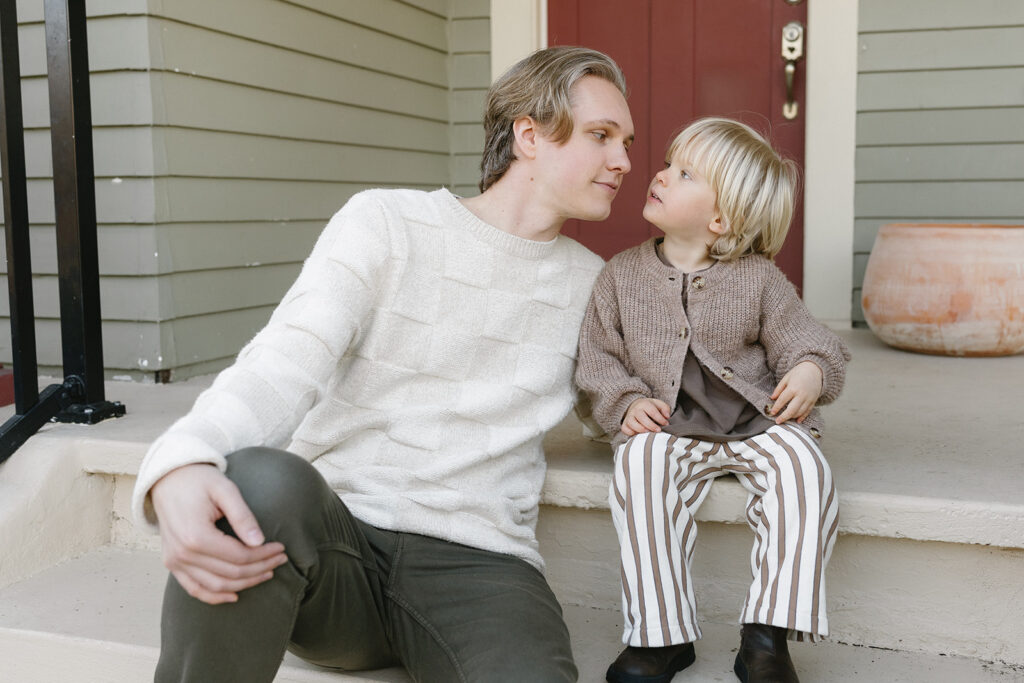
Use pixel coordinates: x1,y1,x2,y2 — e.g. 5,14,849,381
540,469,1024,549
0,626,407,682
66,435,1024,549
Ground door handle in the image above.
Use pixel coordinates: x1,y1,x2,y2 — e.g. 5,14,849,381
781,21,804,120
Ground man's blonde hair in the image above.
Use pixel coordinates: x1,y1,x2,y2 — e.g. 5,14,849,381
667,117,799,260
479,46,626,193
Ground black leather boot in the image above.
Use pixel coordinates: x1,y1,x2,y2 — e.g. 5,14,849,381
733,623,799,683
606,642,696,683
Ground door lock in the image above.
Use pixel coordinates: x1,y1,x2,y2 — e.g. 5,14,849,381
781,21,804,120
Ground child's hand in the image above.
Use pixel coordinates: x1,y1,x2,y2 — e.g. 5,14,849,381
770,361,823,424
621,398,671,436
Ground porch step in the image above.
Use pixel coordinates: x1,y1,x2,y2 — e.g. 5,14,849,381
0,546,1019,682
1,329,1022,675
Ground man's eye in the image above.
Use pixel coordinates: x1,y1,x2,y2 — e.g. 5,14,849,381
592,131,607,141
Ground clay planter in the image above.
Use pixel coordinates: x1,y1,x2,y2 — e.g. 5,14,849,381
861,223,1024,357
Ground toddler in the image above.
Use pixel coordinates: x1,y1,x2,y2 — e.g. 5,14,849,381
576,117,851,683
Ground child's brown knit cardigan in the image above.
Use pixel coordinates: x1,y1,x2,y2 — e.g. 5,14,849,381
575,238,851,438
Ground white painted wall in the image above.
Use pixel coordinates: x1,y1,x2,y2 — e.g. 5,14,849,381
804,0,858,326
489,0,547,81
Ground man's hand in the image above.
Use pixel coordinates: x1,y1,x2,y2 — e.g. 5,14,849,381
621,397,671,436
770,361,823,424
150,464,288,605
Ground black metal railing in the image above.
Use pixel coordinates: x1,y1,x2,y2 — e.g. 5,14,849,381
0,0,124,465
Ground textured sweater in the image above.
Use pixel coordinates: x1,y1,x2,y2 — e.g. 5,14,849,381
132,188,605,570
575,238,851,438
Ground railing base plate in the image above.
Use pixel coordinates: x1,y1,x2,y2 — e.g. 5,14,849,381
54,400,126,425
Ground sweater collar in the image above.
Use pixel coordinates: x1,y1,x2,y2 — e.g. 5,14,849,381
437,189,561,260
640,237,723,280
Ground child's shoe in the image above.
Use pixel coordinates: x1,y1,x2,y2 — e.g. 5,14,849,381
733,623,799,682
605,642,695,683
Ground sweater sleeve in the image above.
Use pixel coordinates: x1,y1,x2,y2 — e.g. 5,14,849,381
131,191,393,529
574,265,653,435
759,263,852,405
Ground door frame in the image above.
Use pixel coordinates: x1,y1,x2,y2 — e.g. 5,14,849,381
488,0,856,326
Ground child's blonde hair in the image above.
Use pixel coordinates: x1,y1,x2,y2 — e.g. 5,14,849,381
667,117,799,260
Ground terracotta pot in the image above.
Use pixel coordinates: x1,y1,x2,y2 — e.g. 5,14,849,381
861,223,1024,357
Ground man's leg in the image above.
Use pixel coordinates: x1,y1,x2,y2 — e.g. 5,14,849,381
155,447,395,683
380,531,577,683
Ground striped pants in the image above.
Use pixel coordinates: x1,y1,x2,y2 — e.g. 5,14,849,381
610,424,838,647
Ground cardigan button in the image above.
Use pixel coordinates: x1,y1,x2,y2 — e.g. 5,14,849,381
809,427,822,439
679,327,689,339
691,276,705,290
764,403,774,415
720,367,734,380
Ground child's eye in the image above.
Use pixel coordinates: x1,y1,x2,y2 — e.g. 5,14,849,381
681,169,691,180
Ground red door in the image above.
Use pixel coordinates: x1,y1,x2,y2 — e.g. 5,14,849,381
549,0,808,289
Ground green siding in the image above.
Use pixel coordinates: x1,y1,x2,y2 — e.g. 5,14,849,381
857,0,1024,31
449,6,490,198
853,3,1024,324
857,109,1024,146
1,0,491,379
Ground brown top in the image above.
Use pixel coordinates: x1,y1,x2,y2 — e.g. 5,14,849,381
645,244,774,447
576,237,851,440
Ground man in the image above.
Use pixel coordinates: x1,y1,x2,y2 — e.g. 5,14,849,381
133,46,634,682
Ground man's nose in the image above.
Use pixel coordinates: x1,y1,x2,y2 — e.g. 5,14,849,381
610,143,631,174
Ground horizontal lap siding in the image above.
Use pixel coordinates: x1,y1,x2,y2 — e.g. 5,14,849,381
450,6,490,198
2,0,484,379
0,8,160,378
853,0,1024,324
142,1,452,377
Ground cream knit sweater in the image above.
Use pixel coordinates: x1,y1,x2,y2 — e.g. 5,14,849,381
132,188,605,570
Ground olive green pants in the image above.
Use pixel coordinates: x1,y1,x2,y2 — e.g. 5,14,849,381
155,447,576,683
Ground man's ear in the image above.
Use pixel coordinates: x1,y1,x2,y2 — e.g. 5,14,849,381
512,116,539,160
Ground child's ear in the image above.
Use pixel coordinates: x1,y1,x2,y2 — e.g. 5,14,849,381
708,211,727,235
512,116,539,160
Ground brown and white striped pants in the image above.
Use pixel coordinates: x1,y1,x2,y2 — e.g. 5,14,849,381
610,424,838,647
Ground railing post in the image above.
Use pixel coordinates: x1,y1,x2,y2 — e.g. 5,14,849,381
0,0,40,413
45,0,105,402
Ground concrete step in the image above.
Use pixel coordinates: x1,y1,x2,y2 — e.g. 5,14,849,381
2,329,1023,674
0,546,1020,683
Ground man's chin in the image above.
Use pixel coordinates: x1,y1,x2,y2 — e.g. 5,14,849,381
575,205,613,222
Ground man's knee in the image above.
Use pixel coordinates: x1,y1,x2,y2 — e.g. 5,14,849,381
221,447,337,544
